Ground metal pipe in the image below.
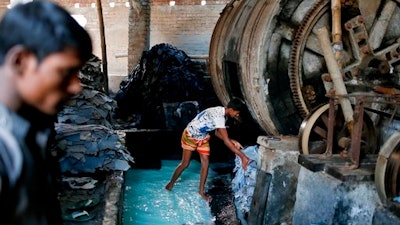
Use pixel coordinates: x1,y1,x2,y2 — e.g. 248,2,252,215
316,26,354,130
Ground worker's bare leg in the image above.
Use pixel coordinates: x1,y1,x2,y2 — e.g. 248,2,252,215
198,153,211,202
165,149,192,190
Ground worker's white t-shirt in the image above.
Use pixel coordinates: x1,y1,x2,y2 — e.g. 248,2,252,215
186,106,226,140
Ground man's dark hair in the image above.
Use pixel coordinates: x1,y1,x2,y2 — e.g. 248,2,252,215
0,1,92,64
227,97,245,111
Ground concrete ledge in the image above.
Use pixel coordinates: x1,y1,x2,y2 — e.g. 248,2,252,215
102,171,124,225
293,166,380,225
257,135,299,173
253,135,400,225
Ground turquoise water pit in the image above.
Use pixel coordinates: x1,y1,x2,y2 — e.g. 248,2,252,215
122,160,216,225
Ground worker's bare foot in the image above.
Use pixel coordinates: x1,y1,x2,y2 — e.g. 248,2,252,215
199,192,212,202
165,182,173,191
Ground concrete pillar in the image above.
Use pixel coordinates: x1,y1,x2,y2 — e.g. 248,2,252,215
254,135,300,225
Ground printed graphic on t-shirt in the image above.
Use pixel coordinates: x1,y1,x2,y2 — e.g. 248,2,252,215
186,107,225,139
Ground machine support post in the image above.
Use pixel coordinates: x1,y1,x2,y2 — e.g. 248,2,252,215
350,96,364,169
325,96,335,157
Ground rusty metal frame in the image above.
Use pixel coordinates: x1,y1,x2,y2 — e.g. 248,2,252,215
325,93,400,169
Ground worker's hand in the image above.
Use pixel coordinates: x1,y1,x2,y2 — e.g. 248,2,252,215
241,156,250,170
231,139,243,150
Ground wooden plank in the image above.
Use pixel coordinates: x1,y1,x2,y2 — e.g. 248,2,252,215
298,154,377,181
248,171,272,225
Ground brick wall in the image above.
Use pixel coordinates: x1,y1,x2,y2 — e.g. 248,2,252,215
54,0,131,77
0,1,9,19
150,0,228,56
0,0,229,91
128,0,150,71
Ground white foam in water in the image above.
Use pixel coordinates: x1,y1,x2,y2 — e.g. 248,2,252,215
122,160,216,225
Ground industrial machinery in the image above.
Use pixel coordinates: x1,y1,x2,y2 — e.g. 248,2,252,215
209,0,400,207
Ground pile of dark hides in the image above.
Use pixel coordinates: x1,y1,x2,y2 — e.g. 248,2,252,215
79,54,108,93
51,55,134,175
114,43,219,129
52,124,133,174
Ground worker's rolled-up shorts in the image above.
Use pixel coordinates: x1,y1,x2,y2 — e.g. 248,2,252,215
181,129,210,155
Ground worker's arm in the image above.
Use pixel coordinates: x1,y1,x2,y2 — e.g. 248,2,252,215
215,128,249,169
